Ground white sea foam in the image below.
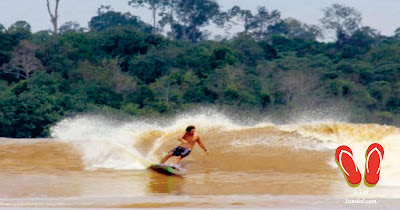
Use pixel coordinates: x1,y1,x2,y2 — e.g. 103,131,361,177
50,109,243,170
50,110,400,187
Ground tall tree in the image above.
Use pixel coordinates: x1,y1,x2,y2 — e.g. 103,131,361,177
0,24,5,33
128,0,166,34
228,6,254,35
247,6,281,40
5,21,32,47
89,5,151,32
161,0,221,42
46,0,61,35
59,21,85,34
320,4,362,47
228,6,281,39
158,0,179,34
269,18,322,41
394,27,400,38
7,21,31,33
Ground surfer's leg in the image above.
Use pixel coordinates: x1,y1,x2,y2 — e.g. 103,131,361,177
175,156,183,165
174,148,190,165
160,152,173,164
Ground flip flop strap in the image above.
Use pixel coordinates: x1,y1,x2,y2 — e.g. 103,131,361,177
339,150,358,176
366,147,383,174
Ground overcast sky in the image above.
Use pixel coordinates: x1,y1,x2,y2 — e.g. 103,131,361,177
0,0,399,36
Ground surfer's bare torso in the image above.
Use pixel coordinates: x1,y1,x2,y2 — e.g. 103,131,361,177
160,126,209,165
179,133,200,150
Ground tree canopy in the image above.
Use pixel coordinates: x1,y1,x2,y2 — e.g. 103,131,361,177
1,2,400,137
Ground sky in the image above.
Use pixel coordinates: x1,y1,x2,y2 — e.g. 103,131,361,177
0,0,399,37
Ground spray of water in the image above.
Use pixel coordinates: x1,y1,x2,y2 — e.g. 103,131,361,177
50,109,400,187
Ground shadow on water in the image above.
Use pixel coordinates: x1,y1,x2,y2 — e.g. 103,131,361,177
146,170,185,194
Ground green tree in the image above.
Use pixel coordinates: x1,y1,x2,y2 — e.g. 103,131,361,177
394,27,400,38
270,18,322,41
89,6,151,32
94,25,155,57
8,21,31,33
59,21,85,34
7,21,32,41
0,23,5,33
369,81,391,110
231,34,264,65
70,59,138,108
247,6,281,40
128,0,166,34
36,35,79,78
320,4,362,47
228,6,254,35
228,6,281,40
181,69,203,102
0,73,79,137
32,30,53,44
341,26,379,58
205,65,246,105
150,70,183,112
161,0,222,42
129,48,170,83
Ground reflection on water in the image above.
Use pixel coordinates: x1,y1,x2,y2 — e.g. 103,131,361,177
147,172,185,194
0,170,151,198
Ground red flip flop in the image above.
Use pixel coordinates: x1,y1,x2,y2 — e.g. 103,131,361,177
365,143,384,186
335,145,362,186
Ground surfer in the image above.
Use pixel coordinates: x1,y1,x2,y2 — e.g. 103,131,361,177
160,125,209,165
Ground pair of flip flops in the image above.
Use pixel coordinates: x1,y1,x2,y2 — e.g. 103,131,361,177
335,143,384,186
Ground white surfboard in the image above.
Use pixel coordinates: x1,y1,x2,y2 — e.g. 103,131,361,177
150,163,187,176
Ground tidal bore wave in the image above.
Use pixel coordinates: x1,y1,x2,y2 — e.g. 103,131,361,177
1,110,399,187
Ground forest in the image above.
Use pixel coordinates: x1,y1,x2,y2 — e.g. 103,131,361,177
1,1,400,137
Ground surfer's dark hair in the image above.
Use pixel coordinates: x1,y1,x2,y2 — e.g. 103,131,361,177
186,125,195,132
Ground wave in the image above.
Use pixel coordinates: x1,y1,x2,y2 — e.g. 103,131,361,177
1,110,399,187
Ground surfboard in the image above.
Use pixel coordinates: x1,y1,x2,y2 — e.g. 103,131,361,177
150,163,187,176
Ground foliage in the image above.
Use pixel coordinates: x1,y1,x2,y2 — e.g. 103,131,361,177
1,3,400,137
320,4,362,47
89,6,152,33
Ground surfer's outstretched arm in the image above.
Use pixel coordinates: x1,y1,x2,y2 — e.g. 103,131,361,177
197,137,209,155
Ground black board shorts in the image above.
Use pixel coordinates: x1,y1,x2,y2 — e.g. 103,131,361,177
171,146,191,158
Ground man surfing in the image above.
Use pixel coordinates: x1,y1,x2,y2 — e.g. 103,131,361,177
160,125,209,166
